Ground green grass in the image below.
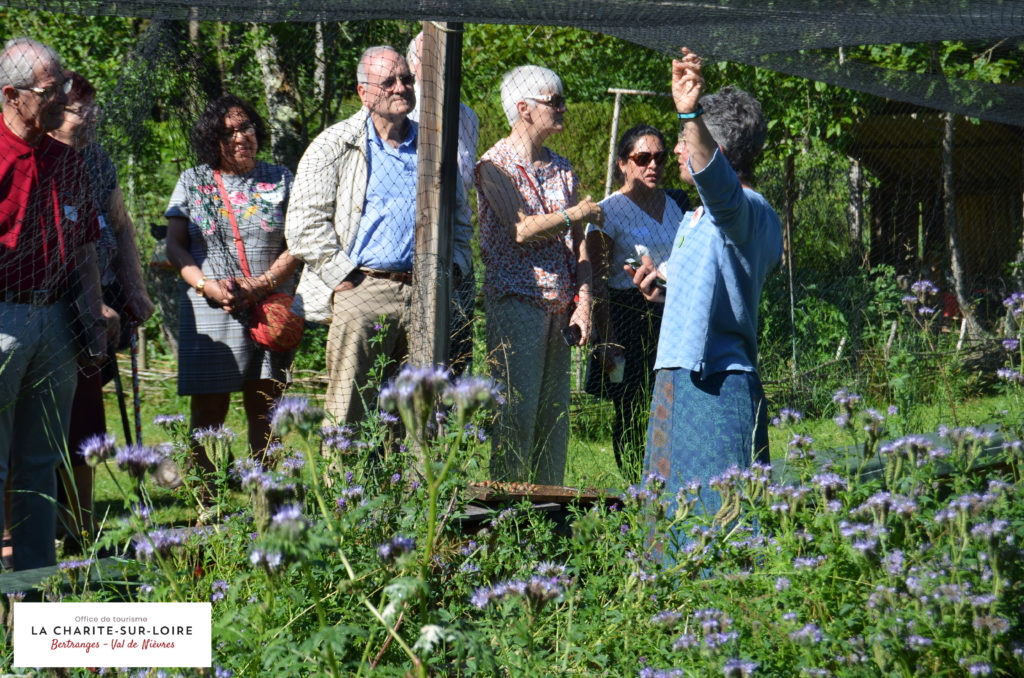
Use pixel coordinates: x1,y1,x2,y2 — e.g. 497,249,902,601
91,351,1016,520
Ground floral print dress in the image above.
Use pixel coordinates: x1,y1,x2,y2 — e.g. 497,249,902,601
165,162,294,394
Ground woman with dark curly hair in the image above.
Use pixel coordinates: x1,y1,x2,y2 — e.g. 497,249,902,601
165,94,299,474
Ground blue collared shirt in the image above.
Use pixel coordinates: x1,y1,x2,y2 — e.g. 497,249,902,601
655,148,784,377
350,117,418,271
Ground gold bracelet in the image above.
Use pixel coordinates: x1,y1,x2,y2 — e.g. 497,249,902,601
265,271,279,290
195,277,207,296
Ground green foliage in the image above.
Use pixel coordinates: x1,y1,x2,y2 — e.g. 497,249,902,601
462,24,669,106
7,369,1024,677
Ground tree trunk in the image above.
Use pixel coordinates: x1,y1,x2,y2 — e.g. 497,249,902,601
315,22,328,130
846,156,866,268
942,111,984,340
251,25,302,170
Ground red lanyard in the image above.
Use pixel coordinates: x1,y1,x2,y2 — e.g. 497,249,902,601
516,163,568,215
515,161,574,273
213,169,252,278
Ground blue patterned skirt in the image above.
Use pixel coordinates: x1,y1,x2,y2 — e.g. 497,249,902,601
645,367,770,518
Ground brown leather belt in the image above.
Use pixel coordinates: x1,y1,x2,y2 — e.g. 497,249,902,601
0,289,61,305
358,268,412,285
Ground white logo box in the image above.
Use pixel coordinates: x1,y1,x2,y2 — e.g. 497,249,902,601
13,602,211,668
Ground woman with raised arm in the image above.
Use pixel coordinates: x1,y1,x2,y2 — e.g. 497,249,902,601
628,48,783,518
165,94,300,478
475,65,603,485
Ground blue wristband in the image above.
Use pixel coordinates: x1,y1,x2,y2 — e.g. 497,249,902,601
677,105,704,120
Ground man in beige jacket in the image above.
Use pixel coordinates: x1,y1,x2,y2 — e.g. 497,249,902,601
286,45,472,426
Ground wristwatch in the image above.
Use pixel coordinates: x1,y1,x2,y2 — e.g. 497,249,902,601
195,277,207,296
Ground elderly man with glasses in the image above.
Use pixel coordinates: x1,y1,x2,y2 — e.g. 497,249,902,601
0,37,106,570
286,45,473,430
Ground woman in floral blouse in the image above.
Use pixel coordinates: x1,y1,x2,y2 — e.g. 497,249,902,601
475,65,603,485
165,94,299,473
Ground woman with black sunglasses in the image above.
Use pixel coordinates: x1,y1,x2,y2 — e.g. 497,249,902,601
586,124,689,484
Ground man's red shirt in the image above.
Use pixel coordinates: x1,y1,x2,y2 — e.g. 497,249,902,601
0,120,99,293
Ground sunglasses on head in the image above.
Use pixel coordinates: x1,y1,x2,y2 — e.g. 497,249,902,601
629,151,668,166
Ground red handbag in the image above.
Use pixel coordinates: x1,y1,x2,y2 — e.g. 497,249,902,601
214,170,304,352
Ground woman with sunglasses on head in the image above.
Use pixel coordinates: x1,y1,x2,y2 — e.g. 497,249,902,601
47,70,155,549
476,65,603,485
586,124,689,484
165,94,300,487
628,48,783,523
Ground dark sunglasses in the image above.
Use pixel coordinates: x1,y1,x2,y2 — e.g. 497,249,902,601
629,151,668,166
529,94,567,110
364,73,415,91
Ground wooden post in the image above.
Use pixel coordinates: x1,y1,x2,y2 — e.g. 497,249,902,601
411,22,462,368
604,91,622,199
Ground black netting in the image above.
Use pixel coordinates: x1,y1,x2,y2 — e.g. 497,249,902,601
2,3,1024,569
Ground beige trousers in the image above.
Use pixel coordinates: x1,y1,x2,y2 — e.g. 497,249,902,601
325,275,412,426
485,295,570,485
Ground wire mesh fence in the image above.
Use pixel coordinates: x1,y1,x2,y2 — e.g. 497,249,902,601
1,10,1023,538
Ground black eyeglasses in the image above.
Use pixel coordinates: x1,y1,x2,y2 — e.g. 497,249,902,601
629,151,668,166
363,73,415,91
17,78,71,102
219,124,256,140
528,94,567,110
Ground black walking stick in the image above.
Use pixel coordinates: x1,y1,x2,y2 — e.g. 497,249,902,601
110,355,133,446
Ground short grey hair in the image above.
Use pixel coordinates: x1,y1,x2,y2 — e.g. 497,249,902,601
701,86,766,183
0,37,61,93
357,45,403,85
500,65,563,128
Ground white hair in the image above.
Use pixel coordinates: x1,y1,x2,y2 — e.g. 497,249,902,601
406,31,423,73
356,45,403,85
499,65,563,128
0,37,61,93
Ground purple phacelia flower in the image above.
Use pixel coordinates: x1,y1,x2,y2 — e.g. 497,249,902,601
789,623,822,646
210,579,229,603
377,535,416,563
135,528,187,560
58,557,95,573
250,548,283,572
650,610,682,626
722,658,758,678
270,396,324,433
79,433,116,467
153,413,185,427
115,444,164,478
911,279,939,298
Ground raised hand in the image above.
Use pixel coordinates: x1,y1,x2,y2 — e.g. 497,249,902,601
672,47,705,115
